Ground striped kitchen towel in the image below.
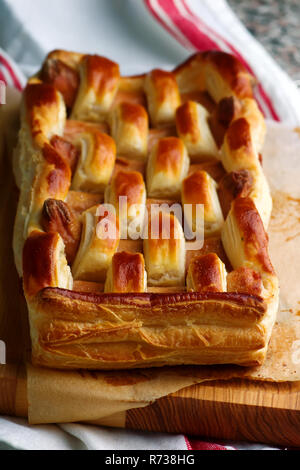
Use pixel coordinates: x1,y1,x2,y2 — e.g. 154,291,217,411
0,47,25,91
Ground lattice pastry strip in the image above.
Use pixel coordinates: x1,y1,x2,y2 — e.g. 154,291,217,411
186,253,227,293
70,127,116,193
109,102,149,160
105,252,147,294
146,137,189,199
144,211,186,287
176,101,218,161
72,205,120,282
71,55,121,122
182,170,224,237
144,69,181,127
105,170,146,239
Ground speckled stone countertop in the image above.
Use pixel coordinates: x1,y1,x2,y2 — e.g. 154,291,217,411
228,0,300,83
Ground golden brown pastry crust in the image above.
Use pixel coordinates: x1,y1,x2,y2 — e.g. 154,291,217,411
70,128,116,193
218,169,253,218
105,252,147,293
23,231,73,299
187,253,227,293
145,69,181,127
182,170,224,237
176,101,218,161
144,212,186,287
40,57,80,109
222,197,275,275
28,288,268,370
105,170,146,239
109,102,149,160
175,51,254,101
13,83,68,276
41,199,82,265
72,205,120,283
13,50,279,370
227,267,263,297
221,118,272,228
147,137,189,199
72,55,120,122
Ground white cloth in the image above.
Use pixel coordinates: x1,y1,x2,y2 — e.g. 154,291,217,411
0,0,292,450
0,0,188,76
0,417,279,451
0,417,188,450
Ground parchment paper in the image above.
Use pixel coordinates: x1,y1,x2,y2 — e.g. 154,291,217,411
1,93,300,425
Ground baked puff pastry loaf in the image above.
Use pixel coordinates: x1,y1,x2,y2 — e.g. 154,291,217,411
14,50,279,370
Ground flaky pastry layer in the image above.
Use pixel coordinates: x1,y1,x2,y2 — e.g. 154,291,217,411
29,288,268,370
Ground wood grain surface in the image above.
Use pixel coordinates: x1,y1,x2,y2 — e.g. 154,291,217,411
0,364,27,418
126,379,300,447
0,122,300,447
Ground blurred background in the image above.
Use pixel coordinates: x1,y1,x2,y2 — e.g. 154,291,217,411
228,0,300,84
0,0,299,86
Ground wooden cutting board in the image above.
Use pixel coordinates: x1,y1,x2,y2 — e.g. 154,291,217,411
0,139,300,448
1,364,300,447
